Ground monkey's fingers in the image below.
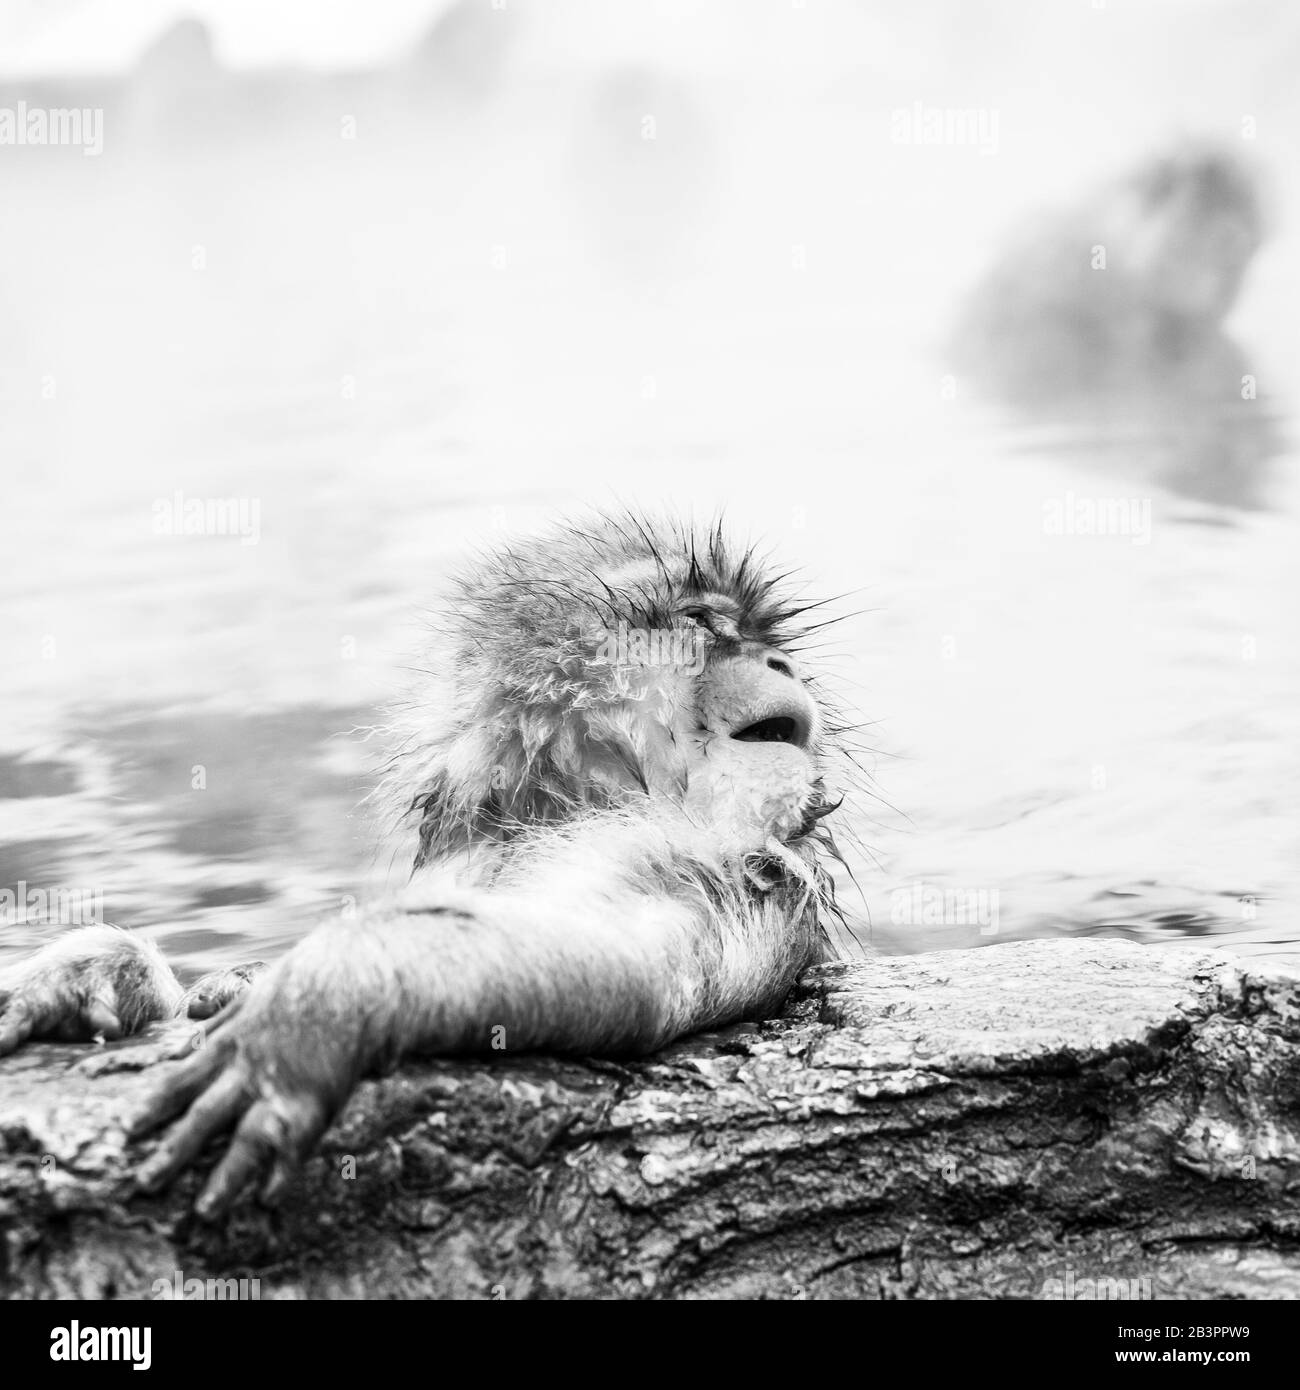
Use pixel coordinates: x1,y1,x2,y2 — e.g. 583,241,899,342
0,1000,34,1057
0,984,124,1052
128,1038,232,1140
135,1068,252,1193
53,998,122,1044
197,1093,329,1220
182,963,266,1020
167,995,246,1057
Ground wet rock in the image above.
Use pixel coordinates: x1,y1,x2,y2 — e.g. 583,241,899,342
3,938,1299,1299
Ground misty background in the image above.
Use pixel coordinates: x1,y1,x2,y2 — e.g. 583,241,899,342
0,0,1296,979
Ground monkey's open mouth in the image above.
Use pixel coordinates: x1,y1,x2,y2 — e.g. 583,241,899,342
731,716,802,746
724,675,815,750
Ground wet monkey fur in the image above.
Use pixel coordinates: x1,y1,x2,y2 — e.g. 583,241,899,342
0,513,864,1217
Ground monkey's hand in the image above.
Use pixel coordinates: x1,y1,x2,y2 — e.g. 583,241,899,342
131,930,378,1218
179,961,268,1020
0,926,184,1056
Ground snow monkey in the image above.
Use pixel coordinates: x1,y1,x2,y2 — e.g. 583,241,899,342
953,141,1267,405
0,513,860,1217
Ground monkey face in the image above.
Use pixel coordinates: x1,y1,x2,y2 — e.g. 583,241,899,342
396,514,851,869
1116,147,1265,324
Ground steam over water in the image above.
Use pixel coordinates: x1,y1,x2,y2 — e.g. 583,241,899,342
1,0,1297,982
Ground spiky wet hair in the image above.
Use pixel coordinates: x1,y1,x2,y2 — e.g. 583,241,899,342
381,512,856,869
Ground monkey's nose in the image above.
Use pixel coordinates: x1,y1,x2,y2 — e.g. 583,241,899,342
704,653,817,751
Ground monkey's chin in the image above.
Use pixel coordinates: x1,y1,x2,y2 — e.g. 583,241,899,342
683,741,817,857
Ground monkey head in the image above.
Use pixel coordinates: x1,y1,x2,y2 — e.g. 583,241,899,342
388,514,850,869
1110,144,1266,326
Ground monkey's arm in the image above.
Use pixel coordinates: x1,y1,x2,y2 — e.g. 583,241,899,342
0,926,265,1055
133,816,820,1217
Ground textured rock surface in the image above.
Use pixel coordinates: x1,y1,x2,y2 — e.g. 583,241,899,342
3,938,1300,1300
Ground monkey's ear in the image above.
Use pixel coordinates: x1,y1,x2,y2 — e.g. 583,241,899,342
405,704,679,866
410,766,462,868
405,719,559,863
410,781,438,868
409,754,514,865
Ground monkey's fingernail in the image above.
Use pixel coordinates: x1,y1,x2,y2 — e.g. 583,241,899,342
260,1163,291,1207
136,1156,168,1191
194,1192,223,1222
